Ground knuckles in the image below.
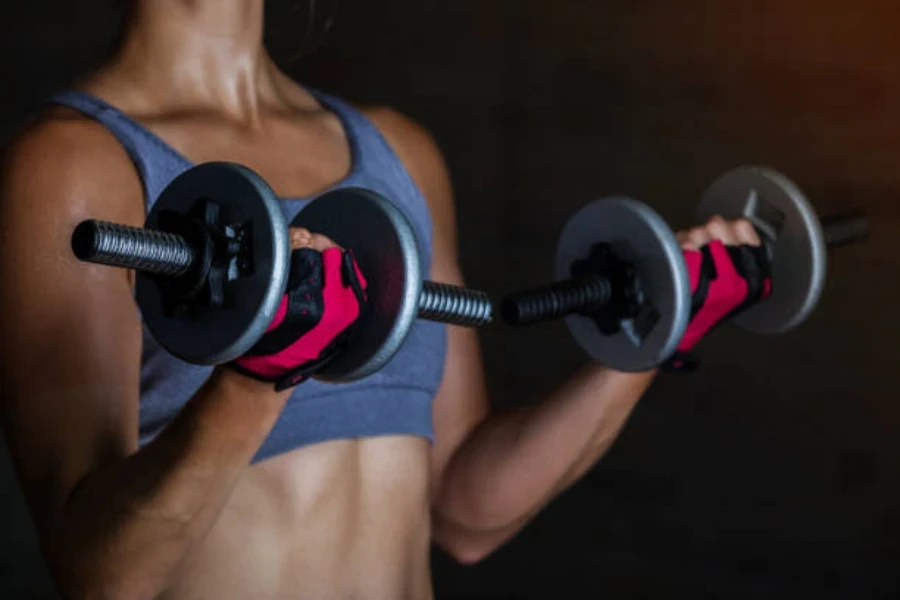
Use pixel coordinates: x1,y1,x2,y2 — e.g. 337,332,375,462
676,215,761,248
288,227,340,251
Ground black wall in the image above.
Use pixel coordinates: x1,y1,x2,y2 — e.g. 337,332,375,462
2,1,899,597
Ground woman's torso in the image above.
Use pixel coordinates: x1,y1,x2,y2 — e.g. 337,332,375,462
52,73,447,599
165,436,435,599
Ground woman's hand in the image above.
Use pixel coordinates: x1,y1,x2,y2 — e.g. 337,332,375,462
289,227,339,252
675,215,761,250
667,215,772,370
227,227,368,390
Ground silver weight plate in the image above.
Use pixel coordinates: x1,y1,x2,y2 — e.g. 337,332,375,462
291,188,423,383
555,197,692,372
136,162,290,365
697,166,827,334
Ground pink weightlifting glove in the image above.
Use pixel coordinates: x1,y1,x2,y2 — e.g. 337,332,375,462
228,246,368,391
663,239,772,373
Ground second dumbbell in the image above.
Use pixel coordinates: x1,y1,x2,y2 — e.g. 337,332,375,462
502,167,870,372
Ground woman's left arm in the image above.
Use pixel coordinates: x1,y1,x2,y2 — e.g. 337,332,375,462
363,107,657,565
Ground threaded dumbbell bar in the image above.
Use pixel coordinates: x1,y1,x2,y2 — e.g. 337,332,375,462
500,275,612,326
73,219,494,329
419,281,494,327
820,210,870,249
72,220,196,277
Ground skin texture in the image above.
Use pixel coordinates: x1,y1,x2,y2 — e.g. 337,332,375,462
0,1,761,598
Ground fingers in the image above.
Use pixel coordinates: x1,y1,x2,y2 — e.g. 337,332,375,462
289,228,313,250
730,218,761,246
289,227,340,251
676,225,713,251
676,216,762,250
704,215,740,246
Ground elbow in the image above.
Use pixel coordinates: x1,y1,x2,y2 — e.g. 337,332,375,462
45,541,160,600
434,529,496,566
432,504,508,567
451,543,494,566
47,555,118,600
432,478,526,566
55,579,122,600
52,566,155,600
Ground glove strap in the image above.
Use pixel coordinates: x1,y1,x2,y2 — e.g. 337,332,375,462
663,241,771,374
227,247,368,390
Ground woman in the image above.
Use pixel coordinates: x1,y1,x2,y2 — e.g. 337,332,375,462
0,1,764,597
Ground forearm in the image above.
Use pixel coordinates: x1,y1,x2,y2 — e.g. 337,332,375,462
50,369,287,598
435,364,655,549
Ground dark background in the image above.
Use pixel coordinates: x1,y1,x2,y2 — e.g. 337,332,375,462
2,1,899,598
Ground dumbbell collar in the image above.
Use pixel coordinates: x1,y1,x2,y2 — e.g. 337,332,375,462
569,243,645,336
152,198,248,316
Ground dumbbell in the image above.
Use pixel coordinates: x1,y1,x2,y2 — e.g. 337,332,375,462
71,162,492,383
501,166,870,372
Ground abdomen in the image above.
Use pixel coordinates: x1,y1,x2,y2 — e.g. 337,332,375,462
162,436,434,600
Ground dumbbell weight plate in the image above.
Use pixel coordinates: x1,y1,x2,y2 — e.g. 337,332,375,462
697,166,827,334
136,162,291,365
291,188,423,382
555,197,692,372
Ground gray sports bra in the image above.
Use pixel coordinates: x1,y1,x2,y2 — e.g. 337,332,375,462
49,88,448,463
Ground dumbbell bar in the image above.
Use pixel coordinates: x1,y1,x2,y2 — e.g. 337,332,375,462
501,167,870,372
71,162,492,383
72,220,492,327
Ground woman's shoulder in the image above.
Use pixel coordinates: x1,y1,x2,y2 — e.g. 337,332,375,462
355,104,460,271
1,104,145,227
5,104,134,174
272,73,451,193
358,106,455,217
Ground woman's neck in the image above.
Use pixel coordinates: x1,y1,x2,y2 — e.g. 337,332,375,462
101,0,287,123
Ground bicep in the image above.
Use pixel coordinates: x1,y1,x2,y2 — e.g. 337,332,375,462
429,310,491,488
427,222,490,484
0,121,145,530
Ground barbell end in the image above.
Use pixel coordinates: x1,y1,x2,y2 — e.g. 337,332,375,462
71,220,103,262
821,210,870,249
71,219,196,277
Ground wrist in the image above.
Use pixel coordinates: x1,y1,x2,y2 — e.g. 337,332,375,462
575,362,658,395
584,361,658,379
211,366,292,406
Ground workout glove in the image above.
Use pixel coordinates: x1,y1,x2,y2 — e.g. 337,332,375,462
663,240,771,372
229,247,368,391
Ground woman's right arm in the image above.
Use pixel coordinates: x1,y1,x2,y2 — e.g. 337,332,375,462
0,113,288,599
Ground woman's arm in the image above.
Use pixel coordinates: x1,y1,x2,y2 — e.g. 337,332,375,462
0,113,290,599
420,147,655,562
431,362,654,564
364,107,660,564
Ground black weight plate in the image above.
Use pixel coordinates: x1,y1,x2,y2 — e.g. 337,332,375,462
136,162,290,365
555,197,691,372
697,166,827,334
291,188,423,382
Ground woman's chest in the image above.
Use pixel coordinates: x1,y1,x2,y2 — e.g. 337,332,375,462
146,111,354,200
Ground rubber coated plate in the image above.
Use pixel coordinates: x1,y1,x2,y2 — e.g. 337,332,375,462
555,197,691,372
697,166,827,334
291,188,423,382
136,162,290,365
